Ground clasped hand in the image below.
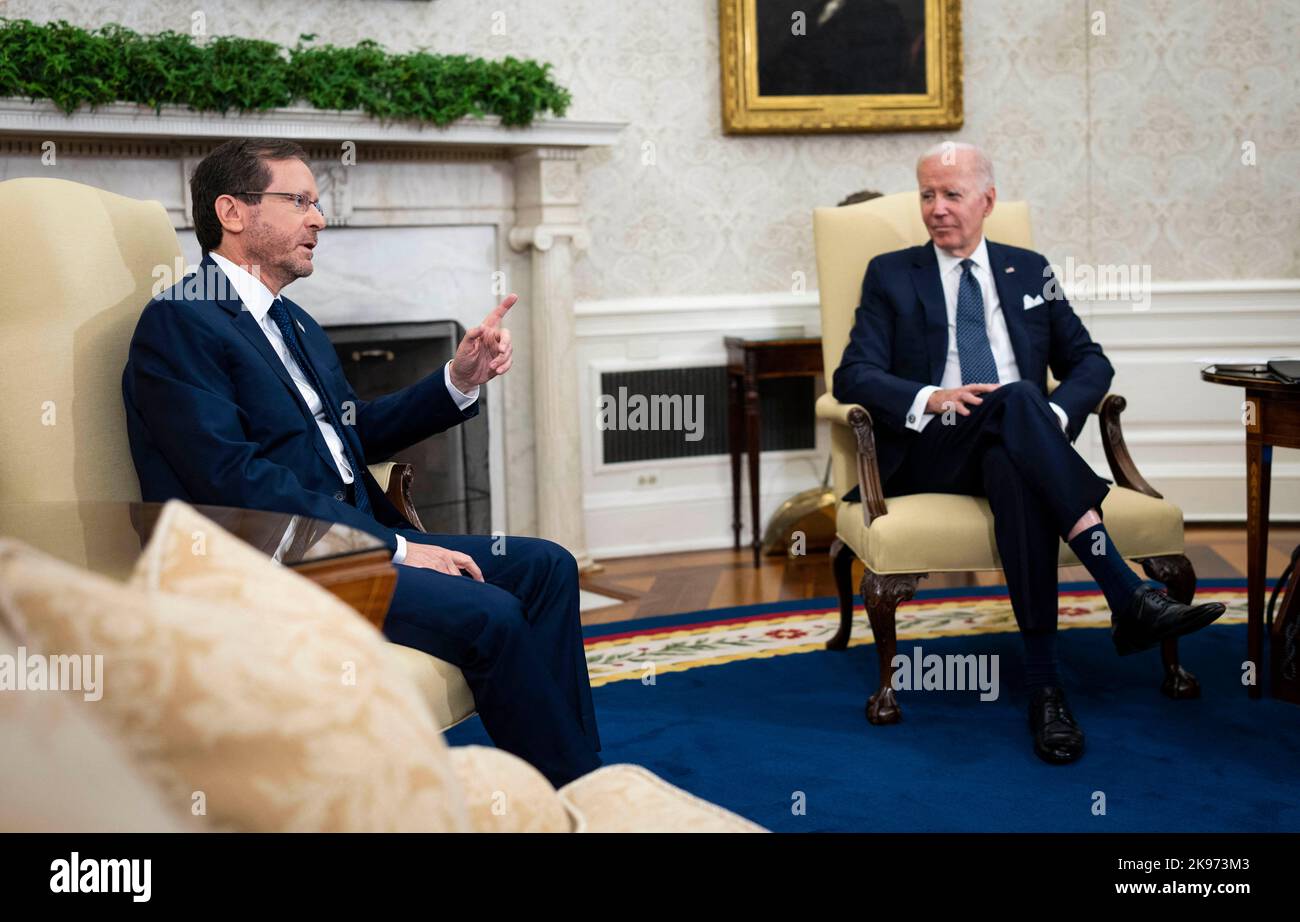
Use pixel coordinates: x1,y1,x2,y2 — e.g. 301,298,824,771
926,382,1000,416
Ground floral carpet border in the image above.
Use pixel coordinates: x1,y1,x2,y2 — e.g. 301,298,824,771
582,585,1253,687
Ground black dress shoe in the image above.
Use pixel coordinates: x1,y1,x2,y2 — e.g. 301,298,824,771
1028,686,1085,764
1111,586,1227,656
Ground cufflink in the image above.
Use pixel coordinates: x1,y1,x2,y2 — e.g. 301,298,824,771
908,414,916,423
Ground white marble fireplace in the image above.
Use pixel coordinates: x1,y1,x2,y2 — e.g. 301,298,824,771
0,100,624,567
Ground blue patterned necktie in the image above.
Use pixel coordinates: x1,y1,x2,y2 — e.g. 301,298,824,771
955,257,999,386
266,298,372,515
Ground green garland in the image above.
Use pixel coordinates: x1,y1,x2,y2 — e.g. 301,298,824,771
0,18,571,126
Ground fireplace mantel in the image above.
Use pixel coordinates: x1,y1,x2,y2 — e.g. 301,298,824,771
0,98,624,567
0,99,625,150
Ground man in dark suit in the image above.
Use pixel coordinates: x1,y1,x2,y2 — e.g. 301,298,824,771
832,142,1225,764
122,138,600,787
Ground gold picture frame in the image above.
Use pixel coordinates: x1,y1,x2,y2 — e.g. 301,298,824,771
719,0,963,134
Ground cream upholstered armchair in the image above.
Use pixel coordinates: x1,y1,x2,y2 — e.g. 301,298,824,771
0,176,472,729
813,191,1205,725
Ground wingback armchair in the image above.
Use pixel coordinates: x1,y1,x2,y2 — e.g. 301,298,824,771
813,191,1203,725
0,176,472,729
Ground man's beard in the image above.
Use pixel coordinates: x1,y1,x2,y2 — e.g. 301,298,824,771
284,254,314,279
248,229,314,285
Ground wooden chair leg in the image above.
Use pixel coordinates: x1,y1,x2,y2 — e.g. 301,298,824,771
382,462,426,532
863,570,922,725
827,538,856,651
1141,554,1202,700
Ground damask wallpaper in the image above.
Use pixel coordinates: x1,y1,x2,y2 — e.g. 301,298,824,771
4,0,1296,297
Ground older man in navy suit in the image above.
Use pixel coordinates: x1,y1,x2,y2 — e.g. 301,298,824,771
832,142,1225,764
123,138,599,786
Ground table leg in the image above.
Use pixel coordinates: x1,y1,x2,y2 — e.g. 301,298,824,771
1246,440,1271,699
744,368,762,568
727,372,742,550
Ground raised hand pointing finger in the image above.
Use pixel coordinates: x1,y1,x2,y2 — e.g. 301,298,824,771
483,293,517,329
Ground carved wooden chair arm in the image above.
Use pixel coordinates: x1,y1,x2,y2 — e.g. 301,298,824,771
366,461,427,532
1095,394,1162,499
816,394,890,525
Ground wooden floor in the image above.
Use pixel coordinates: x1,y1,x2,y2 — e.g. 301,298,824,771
578,524,1300,626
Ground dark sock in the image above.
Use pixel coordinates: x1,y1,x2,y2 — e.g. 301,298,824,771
1068,523,1145,614
1022,629,1060,689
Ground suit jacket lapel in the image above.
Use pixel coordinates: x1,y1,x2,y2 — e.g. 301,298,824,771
986,241,1034,376
282,295,366,466
230,309,303,401
910,245,948,384
202,256,345,478
204,255,300,401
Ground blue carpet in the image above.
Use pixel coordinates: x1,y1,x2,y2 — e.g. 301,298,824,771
447,585,1300,832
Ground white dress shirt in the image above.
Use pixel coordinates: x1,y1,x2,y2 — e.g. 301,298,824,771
209,252,479,563
905,237,1069,434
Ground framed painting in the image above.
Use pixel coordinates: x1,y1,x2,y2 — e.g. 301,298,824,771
719,0,963,134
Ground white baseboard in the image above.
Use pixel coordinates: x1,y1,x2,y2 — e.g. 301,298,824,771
585,487,820,560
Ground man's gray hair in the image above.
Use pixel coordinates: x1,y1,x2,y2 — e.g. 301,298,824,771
916,141,995,191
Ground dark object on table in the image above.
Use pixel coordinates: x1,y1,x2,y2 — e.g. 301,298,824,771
1204,361,1300,386
1267,360,1300,385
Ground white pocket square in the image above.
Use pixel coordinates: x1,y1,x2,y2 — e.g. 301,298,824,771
1022,294,1045,310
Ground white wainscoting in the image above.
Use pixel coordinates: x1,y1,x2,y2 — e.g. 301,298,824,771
576,281,1300,560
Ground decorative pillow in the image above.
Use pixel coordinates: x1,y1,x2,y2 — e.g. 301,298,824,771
0,621,194,832
0,499,468,832
558,765,768,833
447,745,580,833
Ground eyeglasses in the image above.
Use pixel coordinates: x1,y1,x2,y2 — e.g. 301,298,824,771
228,191,325,218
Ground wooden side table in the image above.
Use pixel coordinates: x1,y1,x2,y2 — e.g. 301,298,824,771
1201,366,1300,698
290,547,398,630
0,501,397,631
724,336,824,567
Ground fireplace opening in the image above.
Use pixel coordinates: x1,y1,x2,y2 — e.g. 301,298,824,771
326,320,490,536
